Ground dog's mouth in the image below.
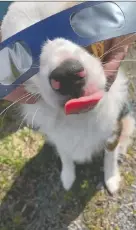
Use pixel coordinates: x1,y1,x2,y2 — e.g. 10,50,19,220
64,85,104,115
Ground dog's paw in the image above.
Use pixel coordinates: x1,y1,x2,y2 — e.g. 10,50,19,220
105,173,121,194
61,169,76,191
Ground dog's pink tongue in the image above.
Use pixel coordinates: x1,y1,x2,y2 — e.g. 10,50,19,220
65,91,104,115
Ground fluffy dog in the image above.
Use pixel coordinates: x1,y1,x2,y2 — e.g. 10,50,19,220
1,2,135,194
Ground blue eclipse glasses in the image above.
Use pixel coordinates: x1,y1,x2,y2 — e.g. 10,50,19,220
0,1,136,99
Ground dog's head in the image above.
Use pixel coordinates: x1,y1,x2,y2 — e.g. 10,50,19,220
34,38,106,113
1,1,107,112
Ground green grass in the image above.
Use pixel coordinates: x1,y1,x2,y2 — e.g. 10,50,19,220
0,101,44,202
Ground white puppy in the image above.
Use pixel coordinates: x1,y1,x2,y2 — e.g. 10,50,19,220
1,2,135,194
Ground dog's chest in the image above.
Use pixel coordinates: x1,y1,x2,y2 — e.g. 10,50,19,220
22,101,117,162
42,110,114,162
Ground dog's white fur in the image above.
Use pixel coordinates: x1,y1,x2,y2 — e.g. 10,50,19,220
1,2,135,194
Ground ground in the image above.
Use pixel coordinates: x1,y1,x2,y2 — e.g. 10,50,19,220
0,46,136,230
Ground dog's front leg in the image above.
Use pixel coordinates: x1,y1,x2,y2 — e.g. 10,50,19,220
60,154,76,190
104,146,121,195
104,113,135,194
104,122,121,194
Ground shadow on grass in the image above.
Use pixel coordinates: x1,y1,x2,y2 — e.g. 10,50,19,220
0,140,104,230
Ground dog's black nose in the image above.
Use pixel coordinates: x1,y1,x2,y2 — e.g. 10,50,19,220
49,59,86,97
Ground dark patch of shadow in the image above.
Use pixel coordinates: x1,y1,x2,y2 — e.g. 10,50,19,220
0,142,104,230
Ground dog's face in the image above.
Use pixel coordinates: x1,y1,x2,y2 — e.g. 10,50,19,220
36,38,106,111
